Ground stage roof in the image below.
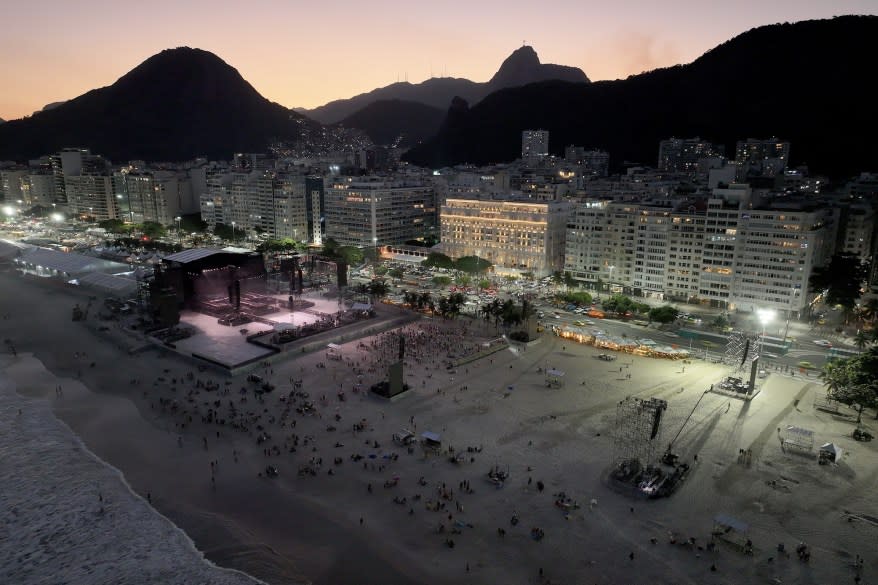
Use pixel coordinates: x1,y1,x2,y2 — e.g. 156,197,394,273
17,247,128,275
0,239,34,261
163,248,224,264
76,272,139,296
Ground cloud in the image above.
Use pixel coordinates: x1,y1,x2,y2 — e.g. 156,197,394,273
608,31,685,78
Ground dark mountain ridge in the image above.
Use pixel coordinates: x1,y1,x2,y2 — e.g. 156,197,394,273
337,100,445,147
0,47,312,162
304,46,589,124
405,16,878,178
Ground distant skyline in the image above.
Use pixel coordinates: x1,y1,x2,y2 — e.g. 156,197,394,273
0,1,875,122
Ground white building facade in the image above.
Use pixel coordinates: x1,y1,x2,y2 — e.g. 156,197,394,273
441,198,571,277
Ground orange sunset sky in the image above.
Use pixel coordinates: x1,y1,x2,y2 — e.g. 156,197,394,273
0,0,875,121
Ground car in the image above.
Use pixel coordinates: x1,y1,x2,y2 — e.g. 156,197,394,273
813,340,833,347
596,353,617,361
573,320,585,326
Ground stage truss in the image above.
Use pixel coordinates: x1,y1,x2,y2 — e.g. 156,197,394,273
612,397,668,468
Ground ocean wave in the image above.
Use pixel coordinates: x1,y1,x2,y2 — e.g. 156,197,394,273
0,372,266,585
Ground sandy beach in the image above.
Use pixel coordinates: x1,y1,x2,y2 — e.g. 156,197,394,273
1,269,876,585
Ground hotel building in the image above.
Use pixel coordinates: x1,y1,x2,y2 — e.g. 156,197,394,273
441,198,571,277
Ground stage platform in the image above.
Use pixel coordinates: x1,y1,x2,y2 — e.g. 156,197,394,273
172,312,276,369
166,295,364,372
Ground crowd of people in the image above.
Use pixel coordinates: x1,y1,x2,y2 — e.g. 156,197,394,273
88,315,867,585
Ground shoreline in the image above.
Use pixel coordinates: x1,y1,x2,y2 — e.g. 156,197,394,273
0,353,267,585
0,271,451,585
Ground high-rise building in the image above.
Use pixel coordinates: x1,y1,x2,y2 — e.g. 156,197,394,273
21,172,57,209
441,198,571,276
657,137,724,175
324,178,437,246
731,205,835,314
0,168,27,205
837,204,874,263
521,130,550,162
564,201,637,291
65,175,116,220
736,137,790,178
565,146,610,177
115,169,190,225
565,189,835,315
271,174,309,242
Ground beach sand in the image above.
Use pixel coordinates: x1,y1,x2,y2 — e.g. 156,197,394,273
1,269,876,585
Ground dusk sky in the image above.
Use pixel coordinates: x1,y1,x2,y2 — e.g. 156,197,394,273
1,0,874,121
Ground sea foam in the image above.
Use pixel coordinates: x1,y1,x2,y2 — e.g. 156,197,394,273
0,374,265,585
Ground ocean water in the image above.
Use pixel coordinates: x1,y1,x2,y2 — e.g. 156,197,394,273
0,378,265,585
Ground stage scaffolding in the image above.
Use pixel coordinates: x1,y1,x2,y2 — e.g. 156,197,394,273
612,397,668,468
725,330,759,374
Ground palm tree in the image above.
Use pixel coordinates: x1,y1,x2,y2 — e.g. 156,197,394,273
853,330,871,351
418,292,433,314
861,298,878,323
819,359,847,401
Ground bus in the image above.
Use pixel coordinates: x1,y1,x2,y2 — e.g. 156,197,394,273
827,347,861,362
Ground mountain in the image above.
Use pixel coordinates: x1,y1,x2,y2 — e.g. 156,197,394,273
304,46,589,124
486,46,586,92
405,16,878,179
0,47,313,162
337,99,445,146
39,101,66,113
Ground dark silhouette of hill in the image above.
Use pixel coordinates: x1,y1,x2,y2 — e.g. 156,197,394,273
405,16,878,178
485,46,587,92
0,47,313,162
337,99,445,146
304,46,589,124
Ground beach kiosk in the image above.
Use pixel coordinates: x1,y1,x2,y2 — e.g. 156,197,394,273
818,442,843,465
421,431,442,454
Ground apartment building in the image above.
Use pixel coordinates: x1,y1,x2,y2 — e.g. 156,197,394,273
323,178,436,246
657,137,724,175
731,205,836,314
115,170,191,225
65,174,117,220
521,130,550,162
565,186,836,315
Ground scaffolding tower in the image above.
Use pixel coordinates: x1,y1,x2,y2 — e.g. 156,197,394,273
725,330,758,374
612,397,668,468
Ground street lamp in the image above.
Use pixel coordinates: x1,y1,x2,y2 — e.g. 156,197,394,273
756,308,776,353
782,287,798,345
